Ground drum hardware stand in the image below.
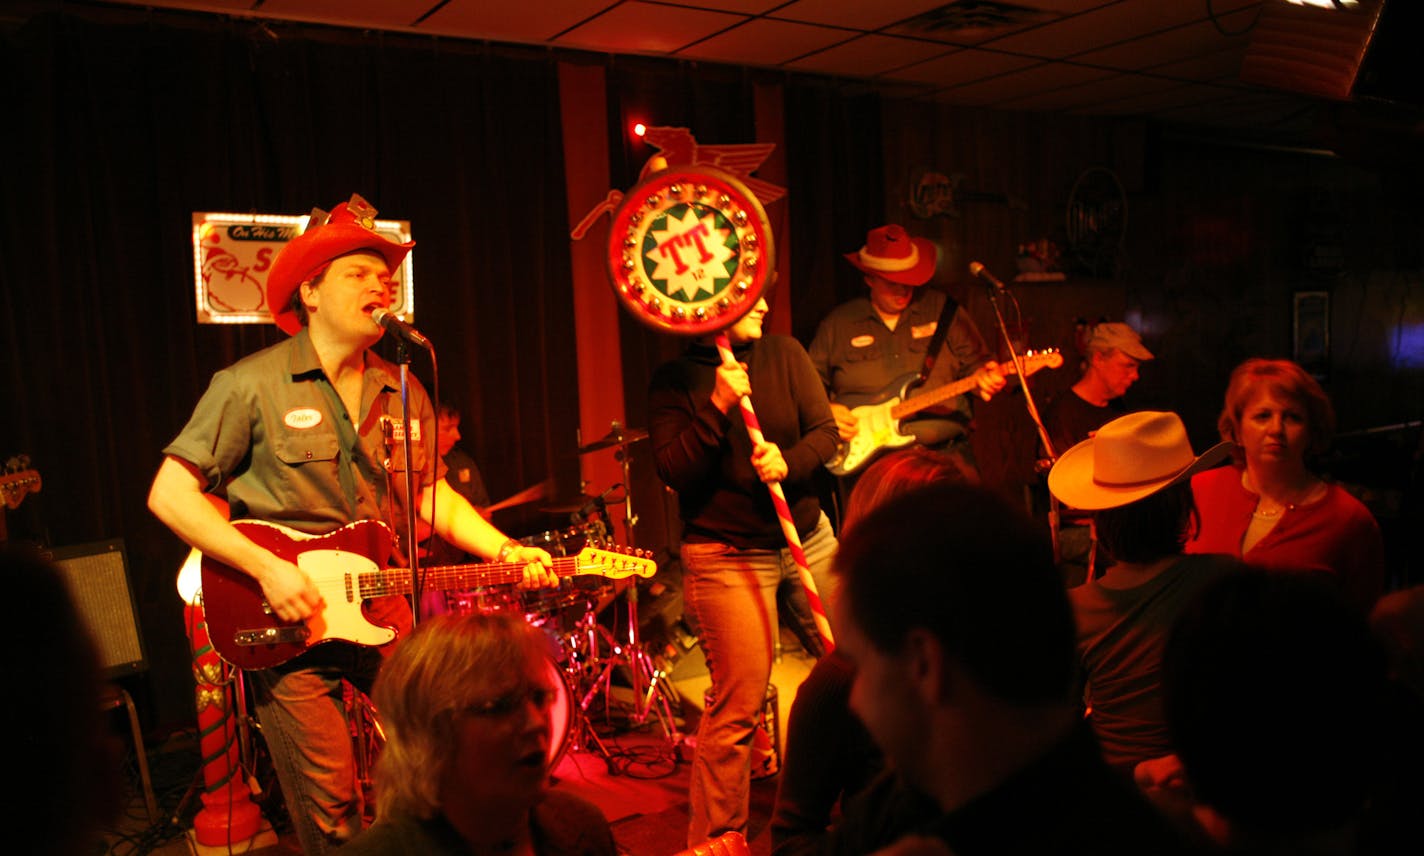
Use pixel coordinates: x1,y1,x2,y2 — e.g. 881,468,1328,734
566,421,684,757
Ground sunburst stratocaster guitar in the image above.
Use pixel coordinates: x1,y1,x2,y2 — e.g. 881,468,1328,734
200,519,656,669
826,350,1063,476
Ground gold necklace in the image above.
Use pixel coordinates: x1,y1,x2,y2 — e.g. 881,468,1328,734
1252,502,1285,520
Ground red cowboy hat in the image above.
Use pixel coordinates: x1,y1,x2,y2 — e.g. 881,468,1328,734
265,194,415,335
843,224,937,286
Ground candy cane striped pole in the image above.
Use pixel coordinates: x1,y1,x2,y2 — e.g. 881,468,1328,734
716,334,834,651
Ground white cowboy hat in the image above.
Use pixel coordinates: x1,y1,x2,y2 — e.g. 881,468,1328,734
1048,411,1231,511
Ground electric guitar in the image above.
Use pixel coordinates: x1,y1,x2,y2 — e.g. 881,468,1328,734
0,466,41,510
200,519,656,669
825,350,1063,476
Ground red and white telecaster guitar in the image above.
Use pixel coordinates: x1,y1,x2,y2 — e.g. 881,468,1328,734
200,519,657,669
825,350,1063,476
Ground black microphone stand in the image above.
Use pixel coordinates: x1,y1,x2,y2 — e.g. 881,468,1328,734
973,264,1062,562
393,338,424,628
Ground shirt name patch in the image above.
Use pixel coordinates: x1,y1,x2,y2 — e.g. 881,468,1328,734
283,408,323,430
911,322,938,339
850,335,876,348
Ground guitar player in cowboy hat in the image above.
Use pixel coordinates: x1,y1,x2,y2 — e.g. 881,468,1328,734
808,224,1006,483
148,193,556,854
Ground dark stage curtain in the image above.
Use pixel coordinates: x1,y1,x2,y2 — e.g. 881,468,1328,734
0,12,577,726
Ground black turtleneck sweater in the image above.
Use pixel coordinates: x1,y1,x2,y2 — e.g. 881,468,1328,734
649,335,838,550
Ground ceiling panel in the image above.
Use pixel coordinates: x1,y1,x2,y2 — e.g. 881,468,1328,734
889,47,1040,88
261,0,432,31
419,0,611,43
771,0,953,32
678,18,849,66
553,2,745,55
938,62,1116,106
987,0,1250,58
784,33,950,76
1075,17,1256,71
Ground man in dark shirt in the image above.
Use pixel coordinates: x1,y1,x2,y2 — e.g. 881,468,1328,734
832,483,1189,855
1042,321,1153,586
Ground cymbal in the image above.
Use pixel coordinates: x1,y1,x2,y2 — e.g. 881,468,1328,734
539,495,600,514
577,427,648,455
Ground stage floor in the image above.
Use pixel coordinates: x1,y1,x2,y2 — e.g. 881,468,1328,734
100,641,817,855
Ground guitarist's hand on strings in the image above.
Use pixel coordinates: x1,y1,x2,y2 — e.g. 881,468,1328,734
506,544,558,590
258,558,325,622
974,361,1008,401
829,402,859,441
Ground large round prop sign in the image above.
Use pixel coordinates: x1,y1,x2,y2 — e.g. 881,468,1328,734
605,166,774,336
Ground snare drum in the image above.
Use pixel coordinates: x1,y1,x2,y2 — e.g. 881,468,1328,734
444,587,521,616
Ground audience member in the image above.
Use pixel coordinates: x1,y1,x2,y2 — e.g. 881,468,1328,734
1151,571,1398,854
1047,411,1242,775
833,483,1189,855
1187,358,1384,612
771,449,965,854
3,545,119,856
340,612,615,855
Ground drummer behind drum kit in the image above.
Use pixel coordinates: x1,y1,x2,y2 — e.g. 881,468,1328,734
440,421,683,769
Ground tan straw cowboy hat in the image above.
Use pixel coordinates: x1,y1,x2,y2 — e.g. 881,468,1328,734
1048,411,1230,511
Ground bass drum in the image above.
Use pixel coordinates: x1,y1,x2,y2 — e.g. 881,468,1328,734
542,650,574,769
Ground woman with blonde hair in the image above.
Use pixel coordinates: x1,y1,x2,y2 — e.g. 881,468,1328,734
1187,358,1384,611
341,613,615,855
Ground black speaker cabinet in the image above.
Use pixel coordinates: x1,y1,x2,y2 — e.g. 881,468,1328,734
47,539,147,679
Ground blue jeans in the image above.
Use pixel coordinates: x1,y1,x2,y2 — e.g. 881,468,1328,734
249,644,382,854
682,513,837,845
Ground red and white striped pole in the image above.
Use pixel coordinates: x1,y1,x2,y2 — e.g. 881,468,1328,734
716,333,834,652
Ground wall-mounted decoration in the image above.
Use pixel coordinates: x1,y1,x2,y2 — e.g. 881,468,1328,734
191,210,414,326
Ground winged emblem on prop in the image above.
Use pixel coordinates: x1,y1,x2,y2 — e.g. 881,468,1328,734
571,127,785,240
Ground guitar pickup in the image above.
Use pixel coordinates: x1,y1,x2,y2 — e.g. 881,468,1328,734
233,626,311,647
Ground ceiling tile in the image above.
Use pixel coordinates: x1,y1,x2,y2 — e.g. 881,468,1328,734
658,0,787,13
771,0,953,31
1073,16,1255,71
785,34,950,76
985,0,1254,59
939,62,1115,105
418,0,611,42
887,47,1039,87
678,18,849,65
262,0,435,30
554,2,747,55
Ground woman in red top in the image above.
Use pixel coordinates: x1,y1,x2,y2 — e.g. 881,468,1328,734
1187,358,1384,611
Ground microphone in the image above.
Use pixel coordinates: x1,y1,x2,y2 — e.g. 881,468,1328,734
968,261,1006,292
371,308,432,349
572,484,619,523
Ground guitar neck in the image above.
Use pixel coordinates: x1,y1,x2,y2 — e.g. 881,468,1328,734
889,364,1020,420
357,556,586,599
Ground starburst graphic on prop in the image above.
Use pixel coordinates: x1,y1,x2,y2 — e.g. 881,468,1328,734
644,205,737,301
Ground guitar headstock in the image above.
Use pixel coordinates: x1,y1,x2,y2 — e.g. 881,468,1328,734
1016,349,1064,375
574,544,658,579
0,457,41,511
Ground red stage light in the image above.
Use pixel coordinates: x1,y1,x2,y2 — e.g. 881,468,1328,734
633,122,647,137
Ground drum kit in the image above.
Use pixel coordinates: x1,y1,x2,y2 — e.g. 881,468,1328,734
439,421,682,769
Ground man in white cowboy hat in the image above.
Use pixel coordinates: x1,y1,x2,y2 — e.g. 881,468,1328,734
808,224,1006,481
148,194,557,854
1047,411,1241,778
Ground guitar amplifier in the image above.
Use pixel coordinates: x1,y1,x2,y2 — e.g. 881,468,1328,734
47,539,147,679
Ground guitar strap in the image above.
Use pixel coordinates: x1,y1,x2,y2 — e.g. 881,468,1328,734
917,290,961,383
